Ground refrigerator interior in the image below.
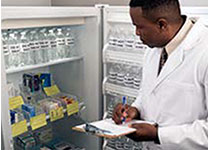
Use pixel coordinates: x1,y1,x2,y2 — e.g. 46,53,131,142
1,7,102,150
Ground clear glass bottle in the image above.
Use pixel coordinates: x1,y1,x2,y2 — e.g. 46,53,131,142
124,65,134,87
116,64,126,85
108,64,119,83
107,96,115,118
116,27,125,51
132,66,143,89
134,34,146,54
125,29,135,52
108,28,117,51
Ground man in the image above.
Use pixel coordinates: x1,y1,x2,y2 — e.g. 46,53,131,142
113,0,208,149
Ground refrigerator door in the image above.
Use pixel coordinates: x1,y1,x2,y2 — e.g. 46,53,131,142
1,6,102,150
102,6,208,150
102,6,145,150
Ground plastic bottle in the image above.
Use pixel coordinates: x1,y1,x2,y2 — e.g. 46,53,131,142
39,28,50,63
19,31,32,66
2,31,10,69
48,29,58,61
29,29,43,64
56,28,66,59
8,31,21,68
64,27,75,57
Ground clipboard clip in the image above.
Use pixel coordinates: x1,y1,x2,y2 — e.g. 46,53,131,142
84,123,112,135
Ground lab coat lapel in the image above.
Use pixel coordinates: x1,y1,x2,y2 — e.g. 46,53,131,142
149,18,205,94
149,47,184,93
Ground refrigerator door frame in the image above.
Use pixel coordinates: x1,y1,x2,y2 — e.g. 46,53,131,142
1,6,100,20
1,6,102,150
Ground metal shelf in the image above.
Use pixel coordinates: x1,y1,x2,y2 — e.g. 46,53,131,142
6,56,84,74
25,102,85,127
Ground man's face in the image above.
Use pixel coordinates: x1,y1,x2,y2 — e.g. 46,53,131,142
130,7,167,48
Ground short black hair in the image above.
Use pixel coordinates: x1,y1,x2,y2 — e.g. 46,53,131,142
129,0,180,9
129,0,181,23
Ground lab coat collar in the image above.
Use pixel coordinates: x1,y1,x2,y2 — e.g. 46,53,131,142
149,18,206,93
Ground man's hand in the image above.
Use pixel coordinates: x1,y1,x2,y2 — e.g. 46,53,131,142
112,103,140,124
127,123,159,142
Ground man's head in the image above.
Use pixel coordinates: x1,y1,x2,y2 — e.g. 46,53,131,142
129,0,183,48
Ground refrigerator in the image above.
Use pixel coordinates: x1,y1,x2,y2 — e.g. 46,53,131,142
1,6,208,150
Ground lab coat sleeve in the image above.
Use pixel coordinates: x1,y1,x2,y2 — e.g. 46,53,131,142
158,63,208,149
131,89,142,110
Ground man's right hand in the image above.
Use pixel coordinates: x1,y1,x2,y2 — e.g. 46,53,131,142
112,103,140,124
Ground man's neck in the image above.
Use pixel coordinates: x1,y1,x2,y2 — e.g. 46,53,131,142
168,16,186,44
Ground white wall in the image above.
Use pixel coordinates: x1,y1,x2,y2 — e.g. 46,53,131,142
51,0,208,6
51,0,129,6
1,0,208,7
2,0,51,6
180,0,208,6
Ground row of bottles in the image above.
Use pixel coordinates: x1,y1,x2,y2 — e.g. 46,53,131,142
2,26,76,69
106,137,143,150
107,25,147,52
108,63,142,89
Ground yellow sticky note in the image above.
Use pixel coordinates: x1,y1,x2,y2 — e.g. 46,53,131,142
12,120,28,137
50,107,64,122
30,114,47,130
67,101,79,116
44,85,60,96
9,96,24,110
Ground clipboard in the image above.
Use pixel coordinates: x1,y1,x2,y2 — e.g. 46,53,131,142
72,119,153,139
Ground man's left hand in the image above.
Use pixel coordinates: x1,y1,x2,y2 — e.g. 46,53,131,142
127,123,159,142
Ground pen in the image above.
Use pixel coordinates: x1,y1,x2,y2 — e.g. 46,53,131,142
122,96,127,124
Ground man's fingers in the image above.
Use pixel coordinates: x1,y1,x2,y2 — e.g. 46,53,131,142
112,104,123,124
131,123,139,128
113,113,122,124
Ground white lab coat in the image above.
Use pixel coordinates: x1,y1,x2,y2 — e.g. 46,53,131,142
132,18,208,150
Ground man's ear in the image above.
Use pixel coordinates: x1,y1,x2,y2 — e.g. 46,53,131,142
156,18,168,30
